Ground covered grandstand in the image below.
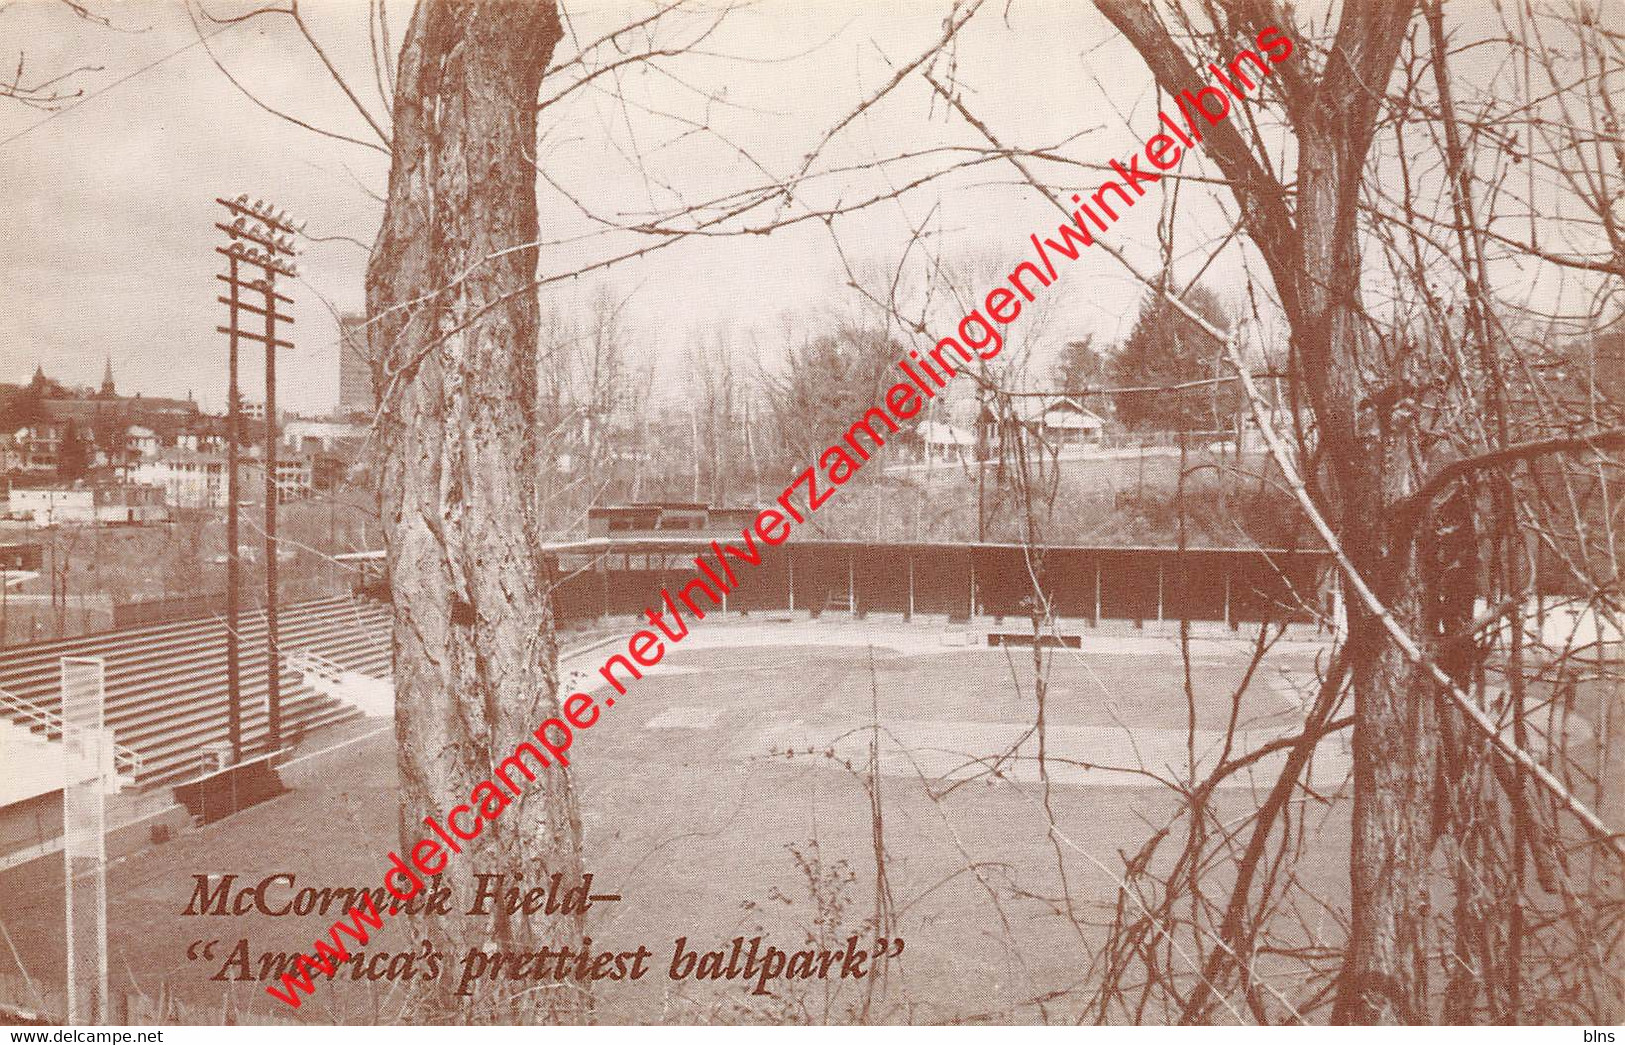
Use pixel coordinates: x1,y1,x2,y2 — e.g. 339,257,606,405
547,538,1332,628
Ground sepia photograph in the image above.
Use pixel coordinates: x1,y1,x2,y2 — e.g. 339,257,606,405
0,0,1621,1032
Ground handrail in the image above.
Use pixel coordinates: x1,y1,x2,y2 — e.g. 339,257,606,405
284,647,348,683
0,684,143,777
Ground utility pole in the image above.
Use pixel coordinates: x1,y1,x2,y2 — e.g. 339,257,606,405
975,387,988,543
215,194,302,762
222,245,242,762
49,538,58,636
328,483,337,593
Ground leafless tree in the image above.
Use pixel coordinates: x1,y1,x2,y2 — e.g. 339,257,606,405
361,1,589,1022
0,1,117,111
1064,0,1625,1023
732,0,1625,1024
686,328,741,506
178,0,805,1019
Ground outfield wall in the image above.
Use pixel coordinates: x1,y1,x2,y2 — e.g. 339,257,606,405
548,540,1332,628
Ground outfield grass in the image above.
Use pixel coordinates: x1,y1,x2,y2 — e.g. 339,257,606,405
0,624,1347,1024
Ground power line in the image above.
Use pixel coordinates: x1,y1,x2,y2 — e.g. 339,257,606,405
0,21,238,151
995,371,1290,397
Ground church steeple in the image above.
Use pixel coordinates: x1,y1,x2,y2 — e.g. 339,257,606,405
100,355,115,398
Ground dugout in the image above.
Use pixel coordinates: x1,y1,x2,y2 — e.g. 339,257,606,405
851,546,911,617
549,554,607,621
1043,548,1099,621
1097,548,1161,622
790,545,851,615
909,546,974,620
1228,549,1323,623
971,545,1038,621
601,551,670,616
726,544,791,612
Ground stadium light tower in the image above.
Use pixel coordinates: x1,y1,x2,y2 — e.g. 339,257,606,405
215,195,303,762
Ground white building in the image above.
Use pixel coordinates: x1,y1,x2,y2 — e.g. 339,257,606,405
7,484,168,525
129,449,230,509
124,424,159,459
916,420,979,463
175,431,226,453
283,418,365,454
1029,395,1106,445
128,449,313,509
246,453,314,503
987,395,1108,447
7,423,69,473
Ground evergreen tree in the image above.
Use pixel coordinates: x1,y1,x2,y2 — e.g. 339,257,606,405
1109,283,1234,431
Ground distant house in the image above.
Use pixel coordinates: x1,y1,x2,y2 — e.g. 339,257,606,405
247,453,315,504
586,502,758,538
1031,395,1106,445
126,446,312,510
124,425,160,459
0,541,43,573
283,418,366,454
129,449,229,509
8,422,69,473
7,483,167,525
92,423,160,474
916,420,978,463
985,395,1107,447
175,431,227,454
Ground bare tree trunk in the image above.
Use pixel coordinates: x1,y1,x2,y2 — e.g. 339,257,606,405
1297,95,1439,1027
366,0,587,1022
1091,1,1436,1022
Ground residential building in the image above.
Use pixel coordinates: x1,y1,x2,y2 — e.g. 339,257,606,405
127,448,312,509
250,453,314,504
6,422,69,473
124,425,160,460
129,449,230,509
984,394,1108,448
283,418,366,454
7,483,168,525
916,420,978,463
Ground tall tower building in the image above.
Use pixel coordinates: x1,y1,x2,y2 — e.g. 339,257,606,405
337,313,376,417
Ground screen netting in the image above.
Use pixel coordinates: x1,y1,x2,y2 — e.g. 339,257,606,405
61,656,108,1026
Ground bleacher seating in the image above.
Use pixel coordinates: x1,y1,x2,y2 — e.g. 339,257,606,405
0,596,392,788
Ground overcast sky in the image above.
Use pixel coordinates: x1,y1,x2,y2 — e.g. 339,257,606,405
0,0,1238,414
3,0,1567,416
